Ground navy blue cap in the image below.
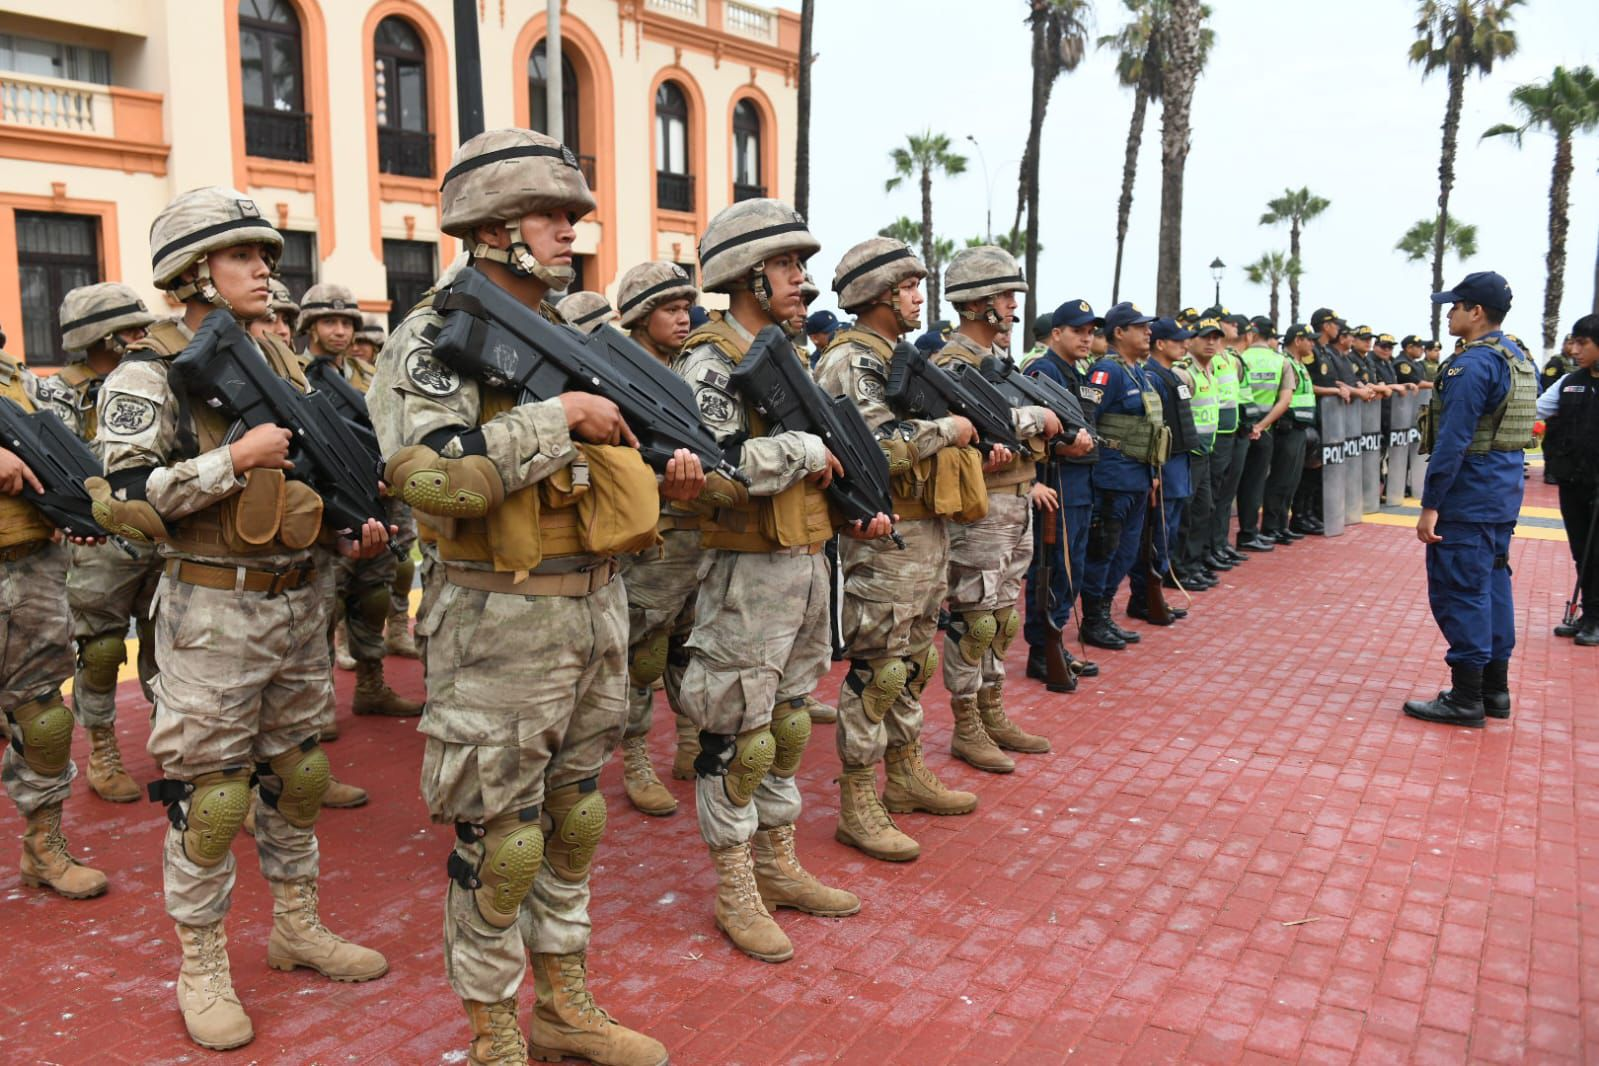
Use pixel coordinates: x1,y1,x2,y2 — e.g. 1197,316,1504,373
1192,317,1225,337
1401,334,1424,348
804,310,841,334
1431,271,1513,312
1150,317,1193,342
1051,298,1105,330
1248,315,1277,337
914,330,946,354
688,305,710,329
1283,323,1315,344
1103,301,1155,331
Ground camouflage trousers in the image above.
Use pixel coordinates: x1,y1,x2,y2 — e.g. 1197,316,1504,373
417,572,627,1004
837,518,948,769
943,492,1034,699
0,543,76,818
619,528,701,740
67,538,162,728
146,559,330,925
388,500,418,619
679,548,830,849
332,547,397,665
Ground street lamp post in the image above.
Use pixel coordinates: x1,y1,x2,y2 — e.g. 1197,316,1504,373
1210,257,1226,307
965,134,992,243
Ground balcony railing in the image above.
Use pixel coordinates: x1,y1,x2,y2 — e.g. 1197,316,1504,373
0,71,109,135
646,0,700,18
378,127,434,178
244,106,311,162
733,182,766,203
656,171,694,213
725,1,777,42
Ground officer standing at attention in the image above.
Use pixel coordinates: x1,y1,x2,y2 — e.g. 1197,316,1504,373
1539,313,1599,644
1234,322,1294,551
368,131,678,1065
1077,301,1163,649
1201,310,1251,566
1129,317,1200,618
1175,317,1228,582
1262,321,1312,544
932,247,1058,773
33,283,158,803
1404,272,1535,727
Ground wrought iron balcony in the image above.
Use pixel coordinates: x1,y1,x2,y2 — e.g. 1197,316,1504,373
244,106,310,162
656,170,694,213
378,127,434,178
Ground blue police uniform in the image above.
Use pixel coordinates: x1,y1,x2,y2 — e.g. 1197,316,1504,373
1023,348,1094,649
1127,364,1191,607
1081,354,1153,603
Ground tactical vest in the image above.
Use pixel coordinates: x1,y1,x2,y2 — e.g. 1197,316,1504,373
1186,358,1219,451
1096,361,1171,465
1543,370,1599,483
1241,346,1285,409
1422,338,1538,456
55,362,104,441
1213,352,1240,434
343,354,377,394
934,334,1040,491
1147,360,1199,456
0,354,56,548
683,314,833,552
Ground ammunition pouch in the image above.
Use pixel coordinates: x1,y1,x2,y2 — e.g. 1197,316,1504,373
703,479,833,553
923,446,989,523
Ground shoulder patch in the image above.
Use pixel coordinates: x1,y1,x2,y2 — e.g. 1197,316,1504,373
1544,365,1560,377
1447,365,1464,377
695,387,734,423
696,366,732,393
851,353,887,376
101,393,157,436
404,350,460,397
1079,386,1104,405
1398,362,1411,374
1300,352,1315,365
856,375,886,404
1089,369,1111,386
1319,362,1328,375
1176,384,1192,400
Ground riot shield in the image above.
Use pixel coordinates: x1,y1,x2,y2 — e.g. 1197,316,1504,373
1385,392,1415,505
1344,399,1365,525
1319,397,1346,537
1406,396,1427,498
1361,395,1382,513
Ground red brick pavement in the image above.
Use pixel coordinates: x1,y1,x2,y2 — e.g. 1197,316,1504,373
2,477,1593,1065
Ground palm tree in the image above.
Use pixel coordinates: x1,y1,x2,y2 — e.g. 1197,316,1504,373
1484,66,1599,353
1243,251,1302,330
1410,0,1521,340
1259,187,1330,324
793,0,816,219
968,228,1033,258
1012,0,1092,332
1154,0,1209,313
1099,0,1165,303
880,218,957,302
885,132,968,312
1397,215,1479,265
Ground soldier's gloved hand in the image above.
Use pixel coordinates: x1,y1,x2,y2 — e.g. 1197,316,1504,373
806,450,844,490
661,449,706,502
560,392,638,447
0,446,42,496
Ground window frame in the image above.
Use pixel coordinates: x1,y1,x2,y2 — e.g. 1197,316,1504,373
239,0,310,162
14,210,101,368
382,238,437,330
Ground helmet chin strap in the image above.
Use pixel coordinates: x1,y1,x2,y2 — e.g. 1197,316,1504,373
747,265,785,324
878,288,921,336
472,221,576,291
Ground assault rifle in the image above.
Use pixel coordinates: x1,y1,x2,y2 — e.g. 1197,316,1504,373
428,267,746,485
884,341,1018,451
979,355,1093,455
0,397,107,538
1036,463,1075,693
170,309,389,544
1138,485,1173,626
302,357,374,429
728,325,903,548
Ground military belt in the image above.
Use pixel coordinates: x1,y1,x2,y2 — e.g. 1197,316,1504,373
444,559,618,597
657,514,701,532
989,482,1032,497
0,539,48,564
165,558,316,595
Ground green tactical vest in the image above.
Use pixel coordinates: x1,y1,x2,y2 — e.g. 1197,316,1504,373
1213,352,1240,434
1096,362,1172,465
1289,356,1315,411
1421,338,1538,455
1240,346,1285,409
1187,357,1219,452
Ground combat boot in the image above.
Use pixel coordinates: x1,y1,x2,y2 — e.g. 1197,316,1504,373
1403,663,1486,729
528,952,667,1066
884,740,978,815
176,921,253,1050
385,605,421,659
620,735,677,817
266,878,389,981
949,695,1014,774
752,824,861,916
1579,617,1599,647
709,841,792,962
20,803,107,898
1481,659,1512,719
333,619,356,671
977,682,1052,754
671,716,699,781
86,725,139,802
352,660,423,717
835,766,920,861
1078,597,1127,651
323,773,369,809
463,997,527,1065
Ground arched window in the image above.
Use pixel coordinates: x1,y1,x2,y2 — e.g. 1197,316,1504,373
732,99,764,201
528,40,580,152
374,16,432,177
655,81,692,212
238,0,309,161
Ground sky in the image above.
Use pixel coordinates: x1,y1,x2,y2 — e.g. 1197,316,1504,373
791,0,1599,352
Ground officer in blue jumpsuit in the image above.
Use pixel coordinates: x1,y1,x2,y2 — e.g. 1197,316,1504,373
1077,302,1162,650
1404,272,1535,727
1128,317,1197,624
1024,298,1105,684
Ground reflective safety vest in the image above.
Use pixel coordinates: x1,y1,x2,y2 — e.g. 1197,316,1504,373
1289,355,1315,413
1240,346,1285,409
1187,357,1219,452
1213,351,1240,435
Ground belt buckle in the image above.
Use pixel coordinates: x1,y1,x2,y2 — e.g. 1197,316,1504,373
264,564,306,598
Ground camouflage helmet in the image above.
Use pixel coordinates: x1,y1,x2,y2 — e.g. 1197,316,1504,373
150,187,282,301
268,277,299,319
697,198,820,294
58,282,157,353
556,291,617,335
800,272,820,305
296,283,363,333
356,313,388,347
944,245,1027,310
832,237,928,312
616,261,697,329
440,128,595,280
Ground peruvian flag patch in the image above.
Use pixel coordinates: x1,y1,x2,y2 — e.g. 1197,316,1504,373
1090,369,1111,385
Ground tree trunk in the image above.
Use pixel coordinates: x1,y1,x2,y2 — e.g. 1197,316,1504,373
1288,220,1301,324
1541,134,1572,356
793,0,814,219
1269,279,1280,331
921,165,938,313
1111,85,1148,305
1020,4,1052,342
1155,1,1202,315
1432,61,1465,342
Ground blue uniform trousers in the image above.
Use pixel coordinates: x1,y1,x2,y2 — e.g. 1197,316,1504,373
1082,490,1148,602
1128,494,1188,603
1023,501,1091,649
1426,519,1516,668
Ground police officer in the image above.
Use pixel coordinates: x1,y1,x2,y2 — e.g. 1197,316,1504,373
1176,316,1228,582
94,187,391,1051
1200,312,1251,566
1541,334,1575,395
556,291,618,336
1234,321,1294,551
31,283,159,802
677,198,883,965
1078,302,1162,648
1263,325,1313,543
367,131,676,1065
1129,317,1200,618
1404,272,1536,727
933,246,1057,771
1541,313,1599,644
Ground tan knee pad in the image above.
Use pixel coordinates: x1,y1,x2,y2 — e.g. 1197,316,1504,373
950,610,998,666
472,809,545,928
846,658,909,724
992,606,1020,656
905,644,939,701
78,633,129,692
354,583,390,631
628,629,670,688
385,445,505,518
542,779,606,882
724,728,776,805
769,707,812,778
262,739,331,828
181,768,253,867
10,694,73,776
